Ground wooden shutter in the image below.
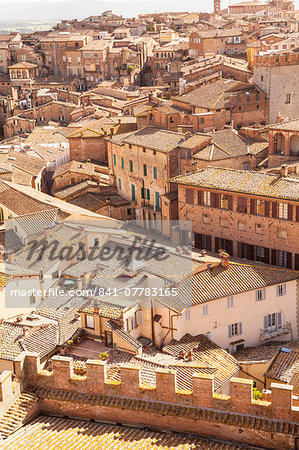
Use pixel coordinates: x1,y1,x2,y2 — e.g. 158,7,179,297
186,189,194,205
194,233,202,249
264,247,270,264
287,252,292,269
227,240,233,256
288,204,293,221
206,235,212,252
264,315,268,331
197,190,203,205
228,195,233,211
277,312,282,329
295,254,299,270
248,244,255,261
271,249,277,266
263,288,266,300
215,193,220,208
237,242,242,258
228,325,232,338
265,201,270,217
215,237,220,252
250,198,256,215
272,201,277,218
296,205,299,222
239,322,242,335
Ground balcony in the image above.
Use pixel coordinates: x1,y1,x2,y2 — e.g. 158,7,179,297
260,322,291,341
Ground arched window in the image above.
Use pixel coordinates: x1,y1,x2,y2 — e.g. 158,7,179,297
169,116,174,123
290,135,299,156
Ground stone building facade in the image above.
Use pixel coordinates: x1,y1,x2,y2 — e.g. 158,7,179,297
253,52,299,124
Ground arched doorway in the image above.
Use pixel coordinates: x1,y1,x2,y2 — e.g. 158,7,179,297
274,133,285,154
290,135,299,156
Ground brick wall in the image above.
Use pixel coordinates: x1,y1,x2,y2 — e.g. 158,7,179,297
12,352,299,449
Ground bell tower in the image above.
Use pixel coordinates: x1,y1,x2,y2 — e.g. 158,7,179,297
214,0,221,14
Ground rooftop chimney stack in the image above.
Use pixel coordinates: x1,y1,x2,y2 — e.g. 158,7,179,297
219,250,229,268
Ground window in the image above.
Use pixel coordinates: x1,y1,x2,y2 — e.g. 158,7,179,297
227,296,234,309
153,167,157,179
199,117,204,124
256,199,265,216
237,197,247,213
256,289,266,301
138,310,143,325
186,189,194,205
143,164,147,176
113,154,116,165
121,157,124,169
220,194,229,209
118,178,121,190
185,310,190,321
278,250,288,267
155,192,160,209
170,116,174,123
264,312,282,332
131,184,136,201
63,56,66,62
261,75,263,82
86,315,94,329
203,305,208,316
205,331,211,339
68,57,71,63
130,316,135,330
129,160,133,172
228,322,242,337
285,94,291,104
243,163,249,171
145,188,150,200
278,203,288,219
277,283,286,296
203,191,211,206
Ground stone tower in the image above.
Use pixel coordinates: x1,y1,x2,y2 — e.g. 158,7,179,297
214,0,221,14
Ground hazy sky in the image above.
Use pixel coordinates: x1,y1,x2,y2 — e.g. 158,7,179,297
0,0,298,21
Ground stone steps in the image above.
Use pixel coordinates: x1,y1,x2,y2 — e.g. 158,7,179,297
0,392,38,439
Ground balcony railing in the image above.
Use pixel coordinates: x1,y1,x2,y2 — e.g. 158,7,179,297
260,322,291,341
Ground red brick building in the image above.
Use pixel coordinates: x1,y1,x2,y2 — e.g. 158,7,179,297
170,167,299,269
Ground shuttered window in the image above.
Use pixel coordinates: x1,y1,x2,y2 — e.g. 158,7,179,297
186,189,194,205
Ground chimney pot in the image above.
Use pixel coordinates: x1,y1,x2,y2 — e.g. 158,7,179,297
44,227,51,239
7,251,14,264
219,250,229,268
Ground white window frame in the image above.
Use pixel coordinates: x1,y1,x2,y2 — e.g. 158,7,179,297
277,284,286,296
86,315,94,329
203,305,208,316
185,310,190,321
203,191,211,206
278,202,288,219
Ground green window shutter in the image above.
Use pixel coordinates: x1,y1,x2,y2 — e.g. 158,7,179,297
118,178,121,190
146,189,150,200
141,187,145,199
153,167,157,179
131,184,135,201
129,160,133,172
143,164,147,176
155,192,160,209
121,157,124,169
113,154,116,165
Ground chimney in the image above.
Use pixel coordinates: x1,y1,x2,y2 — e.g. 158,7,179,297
76,277,82,290
44,227,51,239
7,250,14,264
280,164,288,177
78,225,85,234
22,327,30,337
219,250,229,268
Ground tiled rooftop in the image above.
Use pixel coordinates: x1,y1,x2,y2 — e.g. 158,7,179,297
170,167,299,200
110,126,186,153
1,415,259,449
264,343,299,383
156,262,299,311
